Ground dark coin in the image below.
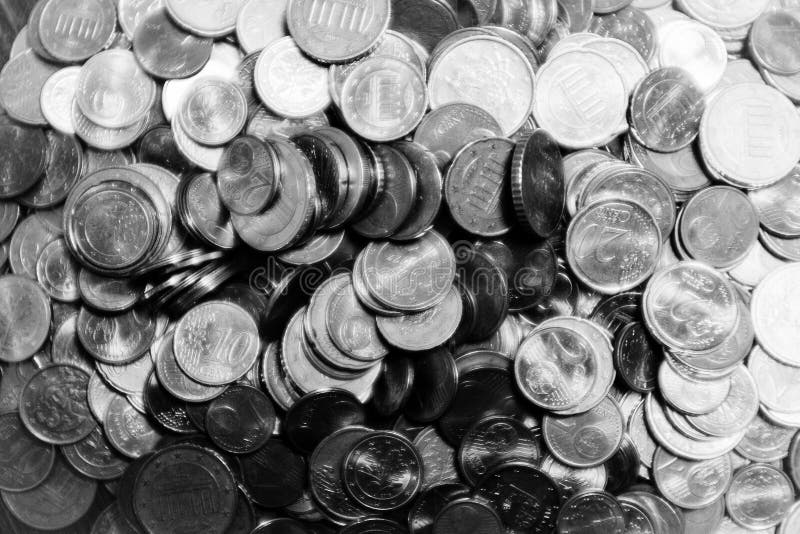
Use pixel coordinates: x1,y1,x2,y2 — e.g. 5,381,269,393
20,364,95,445
404,347,458,423
614,321,661,393
589,6,656,61
309,426,372,522
589,291,642,336
91,502,139,534
18,131,82,209
619,491,685,534
0,412,54,492
454,245,509,341
0,455,97,532
352,145,417,239
433,497,504,534
603,435,641,494
0,121,47,199
143,372,196,435
133,7,213,79
556,490,625,534
343,431,423,511
408,483,471,534
458,415,542,486
390,0,459,53
392,141,444,241
373,355,415,417
132,444,238,534
61,426,130,481
218,136,280,216
475,462,561,534
206,384,276,454
445,138,515,237
240,439,306,509
291,131,350,228
511,129,565,238
285,389,366,454
137,125,192,175
341,517,410,534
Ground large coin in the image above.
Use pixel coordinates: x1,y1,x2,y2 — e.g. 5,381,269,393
0,275,51,363
413,103,504,167
38,0,116,62
206,384,276,454
725,463,793,530
652,448,732,509
173,300,260,386
133,8,213,79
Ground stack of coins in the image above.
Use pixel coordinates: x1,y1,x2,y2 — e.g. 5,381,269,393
0,0,800,532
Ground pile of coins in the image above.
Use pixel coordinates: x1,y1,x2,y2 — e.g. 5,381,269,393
1,0,800,532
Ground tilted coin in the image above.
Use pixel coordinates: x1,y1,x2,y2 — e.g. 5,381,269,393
618,490,684,534
603,434,641,494
61,425,129,481
0,455,96,532
590,6,656,60
240,438,306,509
735,412,795,463
432,497,503,534
104,395,162,459
173,300,260,386
556,490,625,534
533,49,627,149
458,415,541,486
133,443,238,534
749,165,800,238
143,372,196,434
78,269,142,313
133,7,213,79
428,35,535,136
372,355,415,417
377,285,462,352
751,263,800,366
0,121,48,200
19,131,83,209
614,321,661,393
0,275,51,363
77,306,156,365
543,395,625,468
217,135,280,216
206,384,276,454
657,20,727,94
35,239,80,303
0,412,54,492
454,245,509,341
652,448,732,509
683,364,758,437
40,66,80,135
91,502,139,534
403,347,458,424
658,360,731,416
619,499,655,534
725,463,794,530
0,50,59,126
285,389,366,454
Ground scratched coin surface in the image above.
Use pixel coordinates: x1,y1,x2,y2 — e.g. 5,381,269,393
20,364,95,445
287,0,391,62
566,199,661,295
173,300,260,386
0,275,51,363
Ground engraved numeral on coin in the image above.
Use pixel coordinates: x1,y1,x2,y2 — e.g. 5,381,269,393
208,329,254,365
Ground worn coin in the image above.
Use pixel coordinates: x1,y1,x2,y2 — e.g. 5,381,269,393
77,306,156,365
206,384,276,454
104,395,162,459
725,463,794,530
432,497,503,534
0,275,51,363
652,448,732,509
61,426,129,481
0,412,54,492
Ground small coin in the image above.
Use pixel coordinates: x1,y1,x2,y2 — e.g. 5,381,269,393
165,0,245,37
428,35,535,136
206,384,276,454
77,306,156,365
444,137,515,237
630,67,705,153
61,426,129,481
458,415,541,486
750,10,800,76
0,275,51,363
544,395,624,468
735,412,795,463
133,443,237,534
173,300,260,386
104,395,162,459
377,285,462,352
652,448,732,510
614,321,661,393
343,431,422,511
725,463,794,530
20,364,95,445
40,66,80,135
0,412,54,492
1,455,96,532
179,78,248,146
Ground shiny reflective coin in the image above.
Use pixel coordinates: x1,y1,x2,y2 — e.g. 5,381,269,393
327,280,389,362
78,269,142,313
445,137,514,237
206,384,276,454
543,395,624,468
77,306,156,365
154,330,226,403
413,103,504,168
178,78,247,146
236,0,288,53
173,300,260,386
40,66,80,135
0,275,51,363
35,239,80,303
133,7,213,79
618,491,684,534
77,50,157,129
700,82,800,188
0,50,59,126
541,454,607,497
643,261,738,353
143,372,195,434
511,129,565,239
458,415,541,486
286,389,366,454
0,121,47,199
475,462,561,533
0,412,54,492
657,20,727,94
255,37,331,118
533,49,626,149
241,438,306,508
287,0,390,62
413,426,460,490
652,448,732,509
725,463,793,530
87,371,122,424
218,136,280,216
133,443,238,534
735,412,794,463
630,67,705,153
341,57,427,142
749,344,800,413
750,10,800,75
0,455,96,532
752,263,800,366
567,199,661,294
749,165,800,238
61,426,129,481
38,0,116,62
556,490,625,534
20,364,94,445
684,365,758,437
165,0,245,37
118,0,165,40
620,499,655,534
309,426,371,522
377,285,462,352
625,136,710,199
72,100,151,151
428,35,535,136
432,497,503,534
343,431,422,511
658,360,730,415
104,395,162,459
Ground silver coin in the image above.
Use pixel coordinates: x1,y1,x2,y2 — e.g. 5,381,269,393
178,77,248,146
652,448,732,509
0,49,59,126
164,0,245,37
726,463,793,530
751,263,800,366
543,395,624,467
540,454,607,497
685,365,759,437
0,275,51,363
77,306,156,365
104,395,162,459
657,19,727,94
658,359,730,415
735,412,795,463
38,0,116,62
748,165,800,238
40,66,80,135
236,0,288,53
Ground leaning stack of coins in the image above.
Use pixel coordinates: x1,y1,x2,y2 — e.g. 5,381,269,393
1,0,800,532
